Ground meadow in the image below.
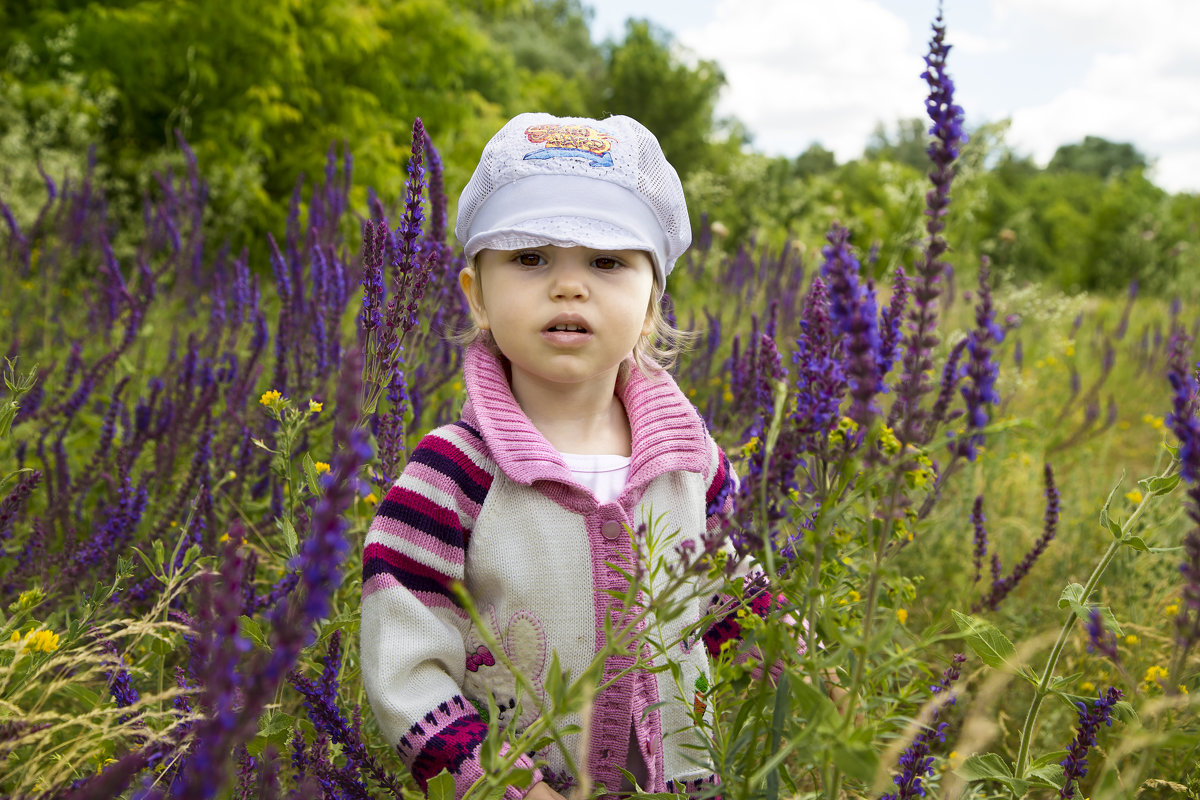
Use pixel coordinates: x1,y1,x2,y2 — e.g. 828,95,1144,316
2,12,1199,800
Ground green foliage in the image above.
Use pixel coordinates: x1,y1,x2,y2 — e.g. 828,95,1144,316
593,19,726,182
865,118,931,172
1049,135,1149,179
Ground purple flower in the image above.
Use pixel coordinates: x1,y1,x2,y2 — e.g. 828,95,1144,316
952,260,1003,460
1059,687,1122,798
102,639,141,720
977,464,1059,611
0,469,41,543
792,276,846,445
878,266,909,379
820,223,881,429
1166,329,1200,484
287,631,406,797
1085,607,1120,665
929,338,968,437
359,219,387,337
882,653,966,800
1165,328,1200,652
970,495,987,588
891,10,968,446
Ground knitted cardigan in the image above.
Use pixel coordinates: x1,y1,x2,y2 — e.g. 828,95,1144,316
361,342,765,799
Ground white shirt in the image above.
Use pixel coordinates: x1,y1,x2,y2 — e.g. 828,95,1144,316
560,452,632,504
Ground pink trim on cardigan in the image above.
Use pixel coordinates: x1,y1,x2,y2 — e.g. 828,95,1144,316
460,341,709,490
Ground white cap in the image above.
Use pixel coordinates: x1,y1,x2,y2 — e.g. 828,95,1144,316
455,113,691,290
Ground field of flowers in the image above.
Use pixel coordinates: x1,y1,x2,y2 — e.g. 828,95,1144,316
2,12,1199,800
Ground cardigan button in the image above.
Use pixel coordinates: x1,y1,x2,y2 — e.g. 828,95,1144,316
602,520,624,540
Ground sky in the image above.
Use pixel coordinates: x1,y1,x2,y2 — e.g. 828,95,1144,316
585,0,1200,193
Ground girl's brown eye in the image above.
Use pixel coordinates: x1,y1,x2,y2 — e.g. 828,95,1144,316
517,252,542,267
594,257,619,270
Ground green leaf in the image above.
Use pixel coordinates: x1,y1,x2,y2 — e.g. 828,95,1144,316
426,770,456,800
249,712,297,756
1139,471,1180,497
58,683,102,709
1058,584,1085,609
301,453,321,497
766,671,790,800
1099,473,1125,538
130,546,160,581
1122,535,1150,552
239,615,269,650
544,652,565,707
956,753,1029,793
280,517,298,557
1026,751,1066,787
506,769,534,790
831,738,877,783
956,752,1012,780
952,611,1017,670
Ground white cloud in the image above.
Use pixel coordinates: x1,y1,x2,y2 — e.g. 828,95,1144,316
948,29,1011,56
1000,2,1200,190
677,0,927,159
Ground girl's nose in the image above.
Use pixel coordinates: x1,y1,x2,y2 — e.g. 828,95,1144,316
550,258,589,300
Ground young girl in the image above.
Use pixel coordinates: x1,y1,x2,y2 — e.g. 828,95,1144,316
361,113,774,799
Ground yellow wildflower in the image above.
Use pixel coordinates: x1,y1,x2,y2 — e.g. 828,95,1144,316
1065,344,1075,357
15,588,44,610
1179,684,1189,695
218,532,230,544
8,630,18,643
308,399,323,414
364,493,379,506
1143,665,1168,690
1125,489,1143,505
259,390,283,407
226,470,237,480
740,437,761,457
314,462,331,475
896,608,908,625
1124,634,1139,646
1142,413,1165,431
1165,600,1180,616
878,425,901,456
1079,681,1095,693
23,629,60,653
838,589,861,606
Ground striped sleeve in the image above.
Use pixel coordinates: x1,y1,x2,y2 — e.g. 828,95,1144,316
704,440,736,532
360,422,541,799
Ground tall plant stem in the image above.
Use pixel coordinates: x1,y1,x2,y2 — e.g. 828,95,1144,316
1014,492,1151,776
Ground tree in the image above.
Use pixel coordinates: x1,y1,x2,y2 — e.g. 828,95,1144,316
864,118,929,171
1048,135,1148,179
592,19,725,181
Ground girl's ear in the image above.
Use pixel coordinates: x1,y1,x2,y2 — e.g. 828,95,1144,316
459,266,490,330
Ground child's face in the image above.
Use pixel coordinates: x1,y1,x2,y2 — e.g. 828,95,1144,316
460,245,655,392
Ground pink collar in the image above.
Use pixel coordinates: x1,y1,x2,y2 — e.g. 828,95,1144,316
460,341,709,489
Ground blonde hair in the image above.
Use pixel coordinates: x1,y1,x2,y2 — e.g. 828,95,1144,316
453,259,697,377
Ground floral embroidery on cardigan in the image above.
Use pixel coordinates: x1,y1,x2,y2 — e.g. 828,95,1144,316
464,605,549,728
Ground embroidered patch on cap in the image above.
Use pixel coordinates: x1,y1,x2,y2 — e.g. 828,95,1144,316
523,123,617,167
